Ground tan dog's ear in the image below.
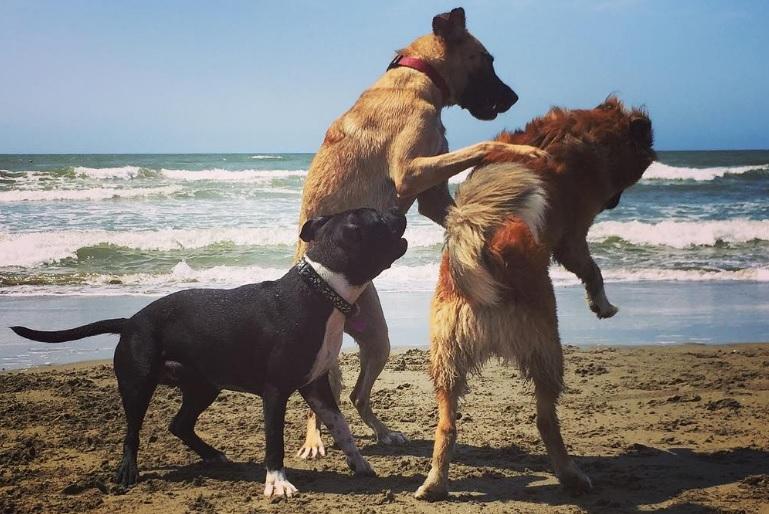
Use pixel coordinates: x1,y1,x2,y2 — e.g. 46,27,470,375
433,7,466,42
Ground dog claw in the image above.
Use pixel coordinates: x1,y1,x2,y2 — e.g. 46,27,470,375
296,442,326,460
297,428,326,460
264,469,298,500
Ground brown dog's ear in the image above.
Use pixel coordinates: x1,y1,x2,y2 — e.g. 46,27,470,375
629,116,652,142
299,215,332,242
433,7,466,41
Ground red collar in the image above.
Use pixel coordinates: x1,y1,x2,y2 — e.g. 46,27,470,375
387,55,450,104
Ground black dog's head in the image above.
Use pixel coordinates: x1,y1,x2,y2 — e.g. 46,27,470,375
300,208,408,286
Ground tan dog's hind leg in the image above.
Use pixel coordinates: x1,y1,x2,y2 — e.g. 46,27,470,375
531,342,592,493
415,386,459,501
297,363,342,459
346,285,407,444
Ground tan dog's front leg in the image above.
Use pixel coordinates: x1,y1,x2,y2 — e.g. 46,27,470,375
299,375,374,477
297,362,343,459
395,141,546,198
554,240,618,319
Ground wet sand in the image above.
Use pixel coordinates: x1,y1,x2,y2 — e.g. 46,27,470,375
1,344,769,513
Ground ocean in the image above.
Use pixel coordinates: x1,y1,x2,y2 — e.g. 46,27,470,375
1,151,768,368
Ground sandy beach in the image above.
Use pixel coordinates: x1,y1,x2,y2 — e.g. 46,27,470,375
1,344,768,513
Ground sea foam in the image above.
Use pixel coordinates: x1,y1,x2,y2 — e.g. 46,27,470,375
0,186,182,203
643,161,768,181
589,219,769,248
0,224,444,267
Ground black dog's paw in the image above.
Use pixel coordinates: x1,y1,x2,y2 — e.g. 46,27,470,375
114,456,139,486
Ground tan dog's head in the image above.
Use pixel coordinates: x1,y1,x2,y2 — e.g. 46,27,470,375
400,7,518,120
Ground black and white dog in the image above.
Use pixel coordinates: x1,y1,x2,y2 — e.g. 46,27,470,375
11,207,408,499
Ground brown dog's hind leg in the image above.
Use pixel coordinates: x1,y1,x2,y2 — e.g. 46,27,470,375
531,346,592,494
346,285,407,445
415,385,460,501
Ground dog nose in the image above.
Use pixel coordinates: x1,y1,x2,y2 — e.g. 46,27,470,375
496,86,518,112
509,88,519,107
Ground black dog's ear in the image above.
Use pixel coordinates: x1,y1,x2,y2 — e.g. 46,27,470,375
299,215,331,242
433,7,466,41
630,116,652,141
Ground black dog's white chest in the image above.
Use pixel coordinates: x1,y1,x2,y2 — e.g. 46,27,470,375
305,310,345,383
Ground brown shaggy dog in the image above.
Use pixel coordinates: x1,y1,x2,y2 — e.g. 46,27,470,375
415,97,655,500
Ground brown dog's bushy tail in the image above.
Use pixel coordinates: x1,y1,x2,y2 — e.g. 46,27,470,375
11,318,127,343
445,163,547,306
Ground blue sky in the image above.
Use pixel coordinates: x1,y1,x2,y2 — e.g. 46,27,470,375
1,0,767,153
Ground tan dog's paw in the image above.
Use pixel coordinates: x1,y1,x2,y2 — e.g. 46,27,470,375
264,469,298,499
484,142,549,163
296,428,326,460
510,144,550,159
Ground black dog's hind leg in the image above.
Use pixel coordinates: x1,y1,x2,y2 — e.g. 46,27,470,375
113,332,160,486
262,386,297,498
300,374,374,476
169,375,226,463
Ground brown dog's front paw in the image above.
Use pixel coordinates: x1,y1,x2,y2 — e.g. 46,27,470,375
590,301,618,319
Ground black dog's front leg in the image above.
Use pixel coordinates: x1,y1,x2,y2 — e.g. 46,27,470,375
299,375,374,476
262,387,297,499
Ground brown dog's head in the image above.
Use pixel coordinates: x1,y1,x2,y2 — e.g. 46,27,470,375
500,96,655,210
400,7,518,120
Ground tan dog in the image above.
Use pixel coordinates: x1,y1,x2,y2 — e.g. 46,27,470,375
294,7,545,458
415,97,655,500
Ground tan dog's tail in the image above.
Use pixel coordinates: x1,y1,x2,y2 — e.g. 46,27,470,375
445,163,547,306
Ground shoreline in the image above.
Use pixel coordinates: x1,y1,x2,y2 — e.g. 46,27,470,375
4,341,769,375
2,281,769,370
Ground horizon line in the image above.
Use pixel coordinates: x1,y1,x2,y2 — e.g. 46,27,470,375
2,148,769,156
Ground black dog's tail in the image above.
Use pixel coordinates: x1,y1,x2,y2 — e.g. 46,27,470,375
10,318,127,343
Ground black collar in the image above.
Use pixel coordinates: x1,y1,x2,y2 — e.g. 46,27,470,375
296,258,359,317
